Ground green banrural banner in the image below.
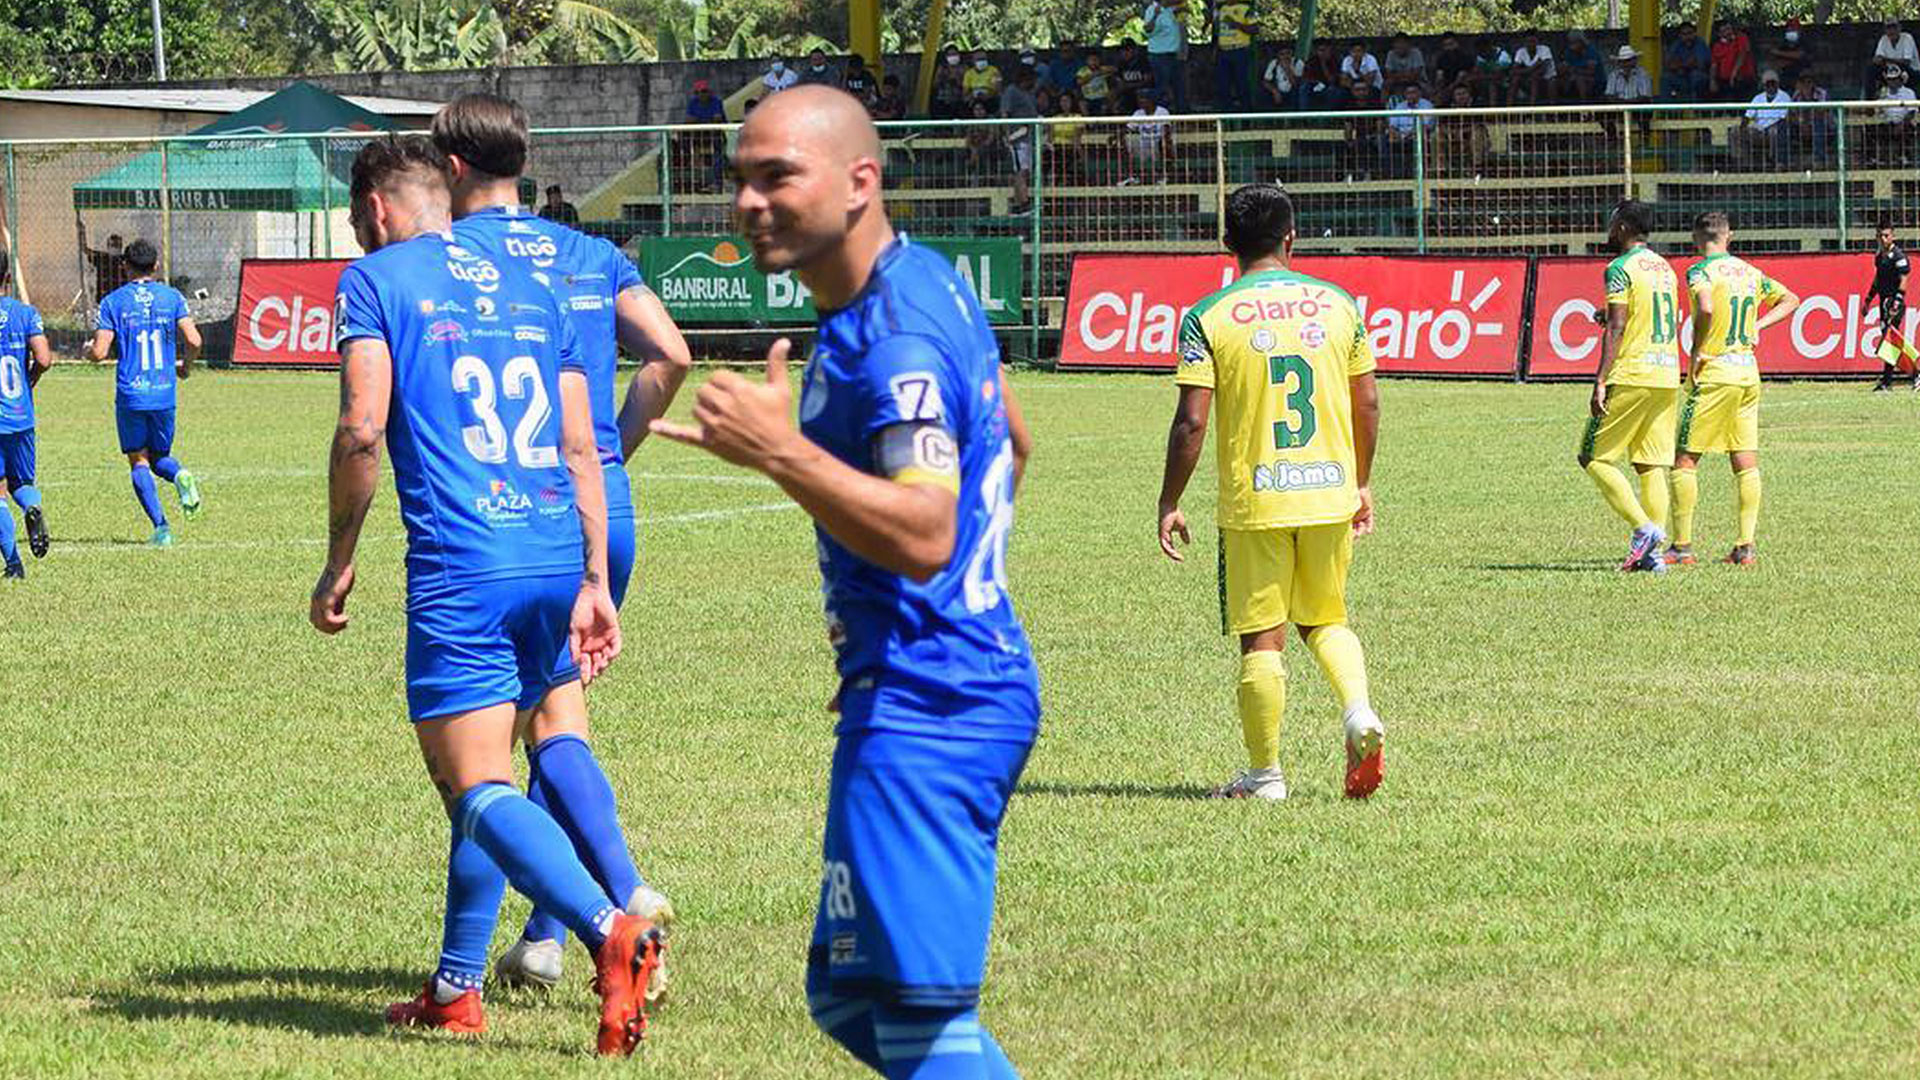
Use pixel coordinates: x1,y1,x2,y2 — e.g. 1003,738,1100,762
642,237,1023,325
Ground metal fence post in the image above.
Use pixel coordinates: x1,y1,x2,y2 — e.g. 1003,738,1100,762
1621,107,1634,200
657,132,673,237
318,136,333,259
159,139,173,282
1213,118,1227,246
1835,103,1849,250
3,144,18,298
1413,119,1427,254
1028,120,1044,365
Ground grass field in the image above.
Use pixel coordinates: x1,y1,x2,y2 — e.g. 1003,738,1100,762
2,365,1918,1079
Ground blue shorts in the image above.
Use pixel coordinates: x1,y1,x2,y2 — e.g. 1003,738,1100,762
605,462,635,608
807,728,1034,1008
116,406,175,457
405,571,583,722
0,430,34,488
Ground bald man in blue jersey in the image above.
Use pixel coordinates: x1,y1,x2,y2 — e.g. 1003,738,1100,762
655,85,1036,1080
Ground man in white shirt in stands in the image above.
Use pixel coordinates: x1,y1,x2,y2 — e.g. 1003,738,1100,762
1511,32,1557,103
1340,42,1384,98
761,58,799,95
1605,45,1654,141
1875,65,1918,166
1382,84,1434,175
1737,69,1791,165
1873,19,1920,86
1264,44,1302,110
1122,86,1173,184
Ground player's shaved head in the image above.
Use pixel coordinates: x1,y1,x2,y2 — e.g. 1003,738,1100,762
731,85,889,280
349,135,452,252
1692,211,1730,241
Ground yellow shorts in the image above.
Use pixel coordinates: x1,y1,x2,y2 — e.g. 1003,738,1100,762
1680,382,1760,455
1580,384,1679,466
1217,523,1352,635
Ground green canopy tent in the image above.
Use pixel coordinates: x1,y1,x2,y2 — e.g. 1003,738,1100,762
74,82,394,214
70,82,398,329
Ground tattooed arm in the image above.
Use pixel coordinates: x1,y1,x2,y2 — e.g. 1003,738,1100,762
310,337,392,634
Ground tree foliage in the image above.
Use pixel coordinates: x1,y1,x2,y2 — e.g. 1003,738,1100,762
0,0,1903,85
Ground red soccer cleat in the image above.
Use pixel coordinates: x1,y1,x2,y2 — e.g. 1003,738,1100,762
1343,707,1385,799
1661,545,1697,567
385,981,486,1035
1723,545,1757,567
591,912,665,1056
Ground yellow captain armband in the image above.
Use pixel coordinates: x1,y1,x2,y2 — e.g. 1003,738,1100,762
874,421,961,495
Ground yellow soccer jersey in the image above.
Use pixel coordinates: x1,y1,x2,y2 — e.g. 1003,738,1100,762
1687,253,1789,387
1603,244,1682,389
1176,269,1376,530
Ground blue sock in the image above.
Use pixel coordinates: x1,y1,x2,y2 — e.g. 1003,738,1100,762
874,1005,1010,1079
526,733,644,914
0,506,16,566
455,782,617,949
520,767,569,946
130,465,166,527
435,824,505,995
807,963,883,1073
10,484,39,511
151,456,182,483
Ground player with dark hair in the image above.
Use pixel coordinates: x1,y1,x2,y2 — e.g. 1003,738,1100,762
1668,212,1797,568
653,85,1037,1078
88,238,203,546
1157,183,1384,802
429,91,692,996
1867,220,1917,390
309,135,661,1055
1579,200,1681,572
0,250,53,575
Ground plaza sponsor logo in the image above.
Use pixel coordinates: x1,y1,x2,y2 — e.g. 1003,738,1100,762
1251,459,1344,493
474,479,533,523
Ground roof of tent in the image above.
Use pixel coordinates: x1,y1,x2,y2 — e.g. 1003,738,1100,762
74,82,399,213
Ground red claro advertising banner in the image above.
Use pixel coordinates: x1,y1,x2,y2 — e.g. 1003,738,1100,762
232,259,352,366
1529,252,1886,377
1058,253,1530,375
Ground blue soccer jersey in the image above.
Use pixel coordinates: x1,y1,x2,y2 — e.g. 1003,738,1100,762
451,206,644,494
334,232,587,589
799,235,1039,742
97,279,190,410
0,297,45,435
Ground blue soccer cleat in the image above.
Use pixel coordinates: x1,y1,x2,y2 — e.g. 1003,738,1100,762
149,525,174,549
1622,524,1666,572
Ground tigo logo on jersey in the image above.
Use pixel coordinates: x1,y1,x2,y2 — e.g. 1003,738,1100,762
504,235,559,266
1252,460,1344,492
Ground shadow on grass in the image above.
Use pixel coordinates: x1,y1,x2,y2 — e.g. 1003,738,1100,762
1019,780,1212,800
91,964,415,1039
1474,559,1622,573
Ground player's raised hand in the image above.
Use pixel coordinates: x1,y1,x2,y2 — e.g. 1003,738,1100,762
1158,503,1191,562
1352,486,1376,537
309,563,355,634
650,338,796,471
570,583,623,684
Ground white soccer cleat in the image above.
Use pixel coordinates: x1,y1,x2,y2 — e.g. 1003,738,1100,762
627,886,676,1006
1213,766,1289,801
1343,705,1385,799
493,936,565,991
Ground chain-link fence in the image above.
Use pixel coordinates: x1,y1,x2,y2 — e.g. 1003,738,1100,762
2,101,1913,361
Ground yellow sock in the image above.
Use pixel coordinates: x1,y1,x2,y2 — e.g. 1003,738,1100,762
1638,467,1669,532
1584,461,1650,528
1304,624,1369,710
1671,467,1699,547
1735,467,1761,547
1235,651,1285,769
